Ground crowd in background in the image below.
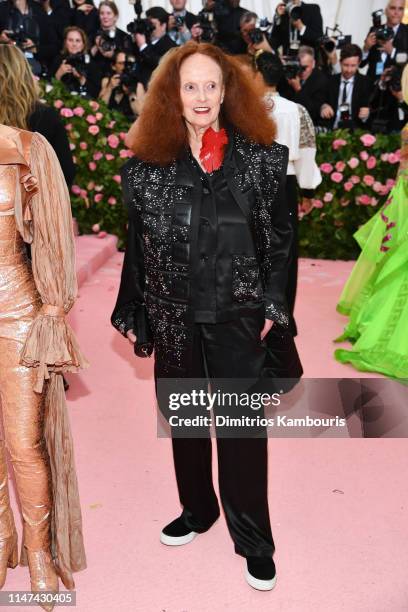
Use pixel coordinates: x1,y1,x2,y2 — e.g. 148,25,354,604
0,0,407,132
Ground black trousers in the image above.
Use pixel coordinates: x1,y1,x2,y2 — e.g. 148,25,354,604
286,175,299,337
154,307,275,558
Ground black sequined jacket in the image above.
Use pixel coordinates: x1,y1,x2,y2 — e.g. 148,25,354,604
111,130,293,375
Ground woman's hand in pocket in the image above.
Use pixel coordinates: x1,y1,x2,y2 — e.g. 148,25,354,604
260,319,274,341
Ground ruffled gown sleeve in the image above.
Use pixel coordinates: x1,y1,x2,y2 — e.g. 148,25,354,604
17,132,88,589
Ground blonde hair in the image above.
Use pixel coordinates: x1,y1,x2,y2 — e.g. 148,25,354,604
402,64,408,105
0,45,39,129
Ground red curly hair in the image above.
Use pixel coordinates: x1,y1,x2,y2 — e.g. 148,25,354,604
129,41,276,165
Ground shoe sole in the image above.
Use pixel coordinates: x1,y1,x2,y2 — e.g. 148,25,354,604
160,531,198,546
245,570,277,591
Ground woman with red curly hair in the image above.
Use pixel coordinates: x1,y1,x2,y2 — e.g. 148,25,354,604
112,41,295,591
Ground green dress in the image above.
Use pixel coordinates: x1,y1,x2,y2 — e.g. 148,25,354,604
334,143,408,379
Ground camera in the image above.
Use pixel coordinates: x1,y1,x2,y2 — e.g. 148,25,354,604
119,58,141,92
375,26,395,44
65,52,90,76
248,18,272,45
282,56,305,79
96,29,117,53
127,0,155,42
174,15,185,29
318,26,352,53
372,9,383,29
338,103,353,128
197,11,216,43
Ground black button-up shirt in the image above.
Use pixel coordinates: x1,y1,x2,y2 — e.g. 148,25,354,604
187,154,262,323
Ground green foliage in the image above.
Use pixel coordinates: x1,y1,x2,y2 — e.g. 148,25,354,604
44,82,401,258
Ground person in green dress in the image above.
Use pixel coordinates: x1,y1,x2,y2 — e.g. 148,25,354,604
334,65,408,379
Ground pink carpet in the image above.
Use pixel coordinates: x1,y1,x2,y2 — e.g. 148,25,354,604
3,242,408,611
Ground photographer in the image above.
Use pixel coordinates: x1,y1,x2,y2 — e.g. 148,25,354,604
212,0,247,55
271,1,323,55
286,45,329,127
132,6,176,87
0,0,59,71
40,0,71,50
99,50,146,120
362,0,408,82
90,0,131,75
51,26,100,98
240,11,275,55
70,0,99,45
321,44,372,130
168,0,197,45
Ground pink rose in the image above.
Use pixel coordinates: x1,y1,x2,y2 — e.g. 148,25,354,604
335,161,346,172
360,151,369,161
360,134,376,147
332,138,347,150
107,134,120,148
69,143,76,151
344,182,354,192
386,178,396,188
371,197,379,206
357,195,371,205
94,194,103,203
71,185,81,195
92,224,100,233
93,152,103,160
88,125,100,136
97,231,107,239
73,106,85,117
80,189,87,199
119,149,130,158
373,181,382,193
65,123,72,131
381,153,389,162
88,162,96,171
89,101,100,111
60,108,74,118
119,132,127,141
86,114,97,124
79,142,88,150
331,172,343,183
108,120,116,128
113,175,121,184
320,163,333,174
363,175,375,186
388,153,399,164
108,197,117,205
323,192,333,203
312,199,323,208
87,181,95,190
95,185,103,192
95,112,103,120
351,175,360,185
54,99,64,109
366,156,376,170
347,157,359,169
105,153,114,161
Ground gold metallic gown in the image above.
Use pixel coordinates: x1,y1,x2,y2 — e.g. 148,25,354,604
0,125,88,589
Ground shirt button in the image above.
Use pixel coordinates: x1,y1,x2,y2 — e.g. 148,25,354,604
203,187,210,195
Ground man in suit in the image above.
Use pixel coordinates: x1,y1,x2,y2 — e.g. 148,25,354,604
362,0,408,81
271,0,323,55
168,0,197,45
133,6,177,86
286,45,329,126
321,44,372,130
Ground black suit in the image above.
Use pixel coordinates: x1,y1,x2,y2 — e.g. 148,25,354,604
137,33,177,86
325,73,373,129
288,67,328,126
271,2,323,53
362,23,408,81
28,103,76,187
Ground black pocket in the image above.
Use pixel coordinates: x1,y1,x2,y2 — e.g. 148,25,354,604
232,254,263,302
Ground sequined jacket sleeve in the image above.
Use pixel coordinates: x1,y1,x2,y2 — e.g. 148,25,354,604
19,132,88,393
111,158,150,339
258,143,293,328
